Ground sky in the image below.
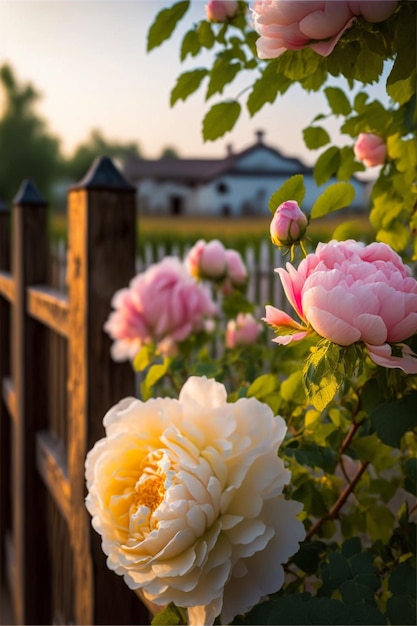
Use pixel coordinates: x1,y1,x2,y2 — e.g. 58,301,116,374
1,0,389,167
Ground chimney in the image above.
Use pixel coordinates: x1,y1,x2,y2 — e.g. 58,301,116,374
255,130,265,144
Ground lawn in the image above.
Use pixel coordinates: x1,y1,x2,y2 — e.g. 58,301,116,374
50,211,374,254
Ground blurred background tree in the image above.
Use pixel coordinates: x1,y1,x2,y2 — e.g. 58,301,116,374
64,128,143,182
0,63,63,205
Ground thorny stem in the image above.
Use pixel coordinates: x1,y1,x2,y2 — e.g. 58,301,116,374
305,461,370,541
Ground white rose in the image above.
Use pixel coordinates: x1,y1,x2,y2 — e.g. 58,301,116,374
85,376,305,625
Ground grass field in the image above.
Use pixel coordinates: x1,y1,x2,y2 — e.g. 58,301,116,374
51,211,374,252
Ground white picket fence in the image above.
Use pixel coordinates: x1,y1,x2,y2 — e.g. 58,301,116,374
49,238,291,318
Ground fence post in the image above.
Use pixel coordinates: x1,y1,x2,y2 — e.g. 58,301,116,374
0,198,11,594
67,157,149,624
11,181,51,624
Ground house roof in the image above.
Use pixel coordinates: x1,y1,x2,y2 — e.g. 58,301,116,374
123,131,312,186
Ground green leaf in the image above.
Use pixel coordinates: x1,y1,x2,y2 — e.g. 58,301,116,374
180,29,201,61
197,20,215,49
247,61,291,116
206,60,241,99
268,174,306,213
325,86,351,116
280,370,305,404
323,552,352,588
302,341,344,411
370,392,417,448
133,344,154,372
202,101,241,141
366,505,395,543
389,561,416,598
303,126,330,150
170,69,208,106
291,541,327,575
403,458,417,496
310,182,355,219
247,373,279,400
141,358,171,400
151,603,187,625
337,146,365,181
386,595,416,626
147,2,190,52
314,146,341,185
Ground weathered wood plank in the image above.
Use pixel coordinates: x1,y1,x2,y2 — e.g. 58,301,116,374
2,377,16,423
36,431,70,524
0,202,11,594
12,180,51,625
0,271,14,303
27,285,69,337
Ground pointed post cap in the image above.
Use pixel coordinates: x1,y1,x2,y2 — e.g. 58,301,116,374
71,156,135,192
13,179,47,207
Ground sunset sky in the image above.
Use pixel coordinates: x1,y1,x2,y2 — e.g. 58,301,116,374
1,0,390,166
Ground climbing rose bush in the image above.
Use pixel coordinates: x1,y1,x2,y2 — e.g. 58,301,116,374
265,239,417,372
104,257,218,361
85,376,305,626
354,132,387,167
251,0,398,59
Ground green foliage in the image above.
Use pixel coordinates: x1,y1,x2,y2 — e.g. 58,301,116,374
64,128,142,182
151,603,187,625
171,69,208,106
141,6,417,624
302,341,360,410
202,101,241,141
370,392,417,448
0,64,63,205
268,174,306,213
147,1,190,52
310,182,356,219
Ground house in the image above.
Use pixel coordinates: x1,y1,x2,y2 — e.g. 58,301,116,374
123,131,367,217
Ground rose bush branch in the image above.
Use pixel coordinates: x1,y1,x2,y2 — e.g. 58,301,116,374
305,460,370,541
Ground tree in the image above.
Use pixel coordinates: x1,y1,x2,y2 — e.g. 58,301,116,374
0,64,63,205
160,146,179,159
64,129,143,182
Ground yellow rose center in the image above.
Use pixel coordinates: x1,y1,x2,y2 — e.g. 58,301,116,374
134,473,166,512
133,450,172,514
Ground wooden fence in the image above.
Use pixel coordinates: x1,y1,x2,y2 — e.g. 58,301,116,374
0,157,150,625
50,236,289,318
0,156,290,625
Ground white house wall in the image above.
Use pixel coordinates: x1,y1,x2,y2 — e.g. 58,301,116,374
193,174,367,215
138,180,191,214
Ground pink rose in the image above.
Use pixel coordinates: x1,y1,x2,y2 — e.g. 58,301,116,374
226,313,263,348
186,241,248,292
205,0,238,21
264,239,417,373
104,257,218,361
186,239,228,280
251,1,397,59
225,249,247,285
354,133,387,167
348,1,398,22
270,200,308,247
